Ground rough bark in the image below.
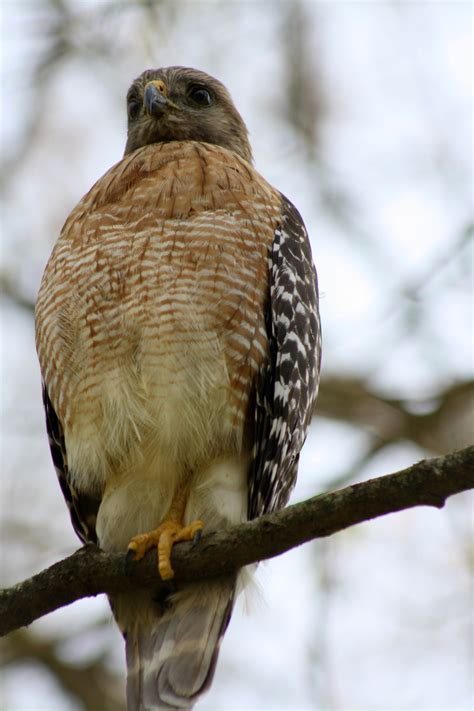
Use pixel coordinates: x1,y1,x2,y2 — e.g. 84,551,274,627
1,446,473,637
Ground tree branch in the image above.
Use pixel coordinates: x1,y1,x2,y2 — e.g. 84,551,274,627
316,376,474,454
1,446,473,637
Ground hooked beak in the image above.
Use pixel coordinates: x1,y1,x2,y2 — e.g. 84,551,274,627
144,82,169,118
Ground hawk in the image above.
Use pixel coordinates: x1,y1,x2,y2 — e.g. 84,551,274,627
35,66,321,710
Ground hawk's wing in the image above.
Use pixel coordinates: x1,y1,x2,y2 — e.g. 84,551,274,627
42,385,100,544
248,195,321,519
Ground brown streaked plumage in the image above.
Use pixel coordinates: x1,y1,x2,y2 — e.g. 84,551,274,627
35,67,321,710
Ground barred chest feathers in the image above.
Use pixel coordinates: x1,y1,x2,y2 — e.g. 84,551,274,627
35,141,281,549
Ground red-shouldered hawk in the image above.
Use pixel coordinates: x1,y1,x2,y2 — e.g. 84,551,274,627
35,67,321,710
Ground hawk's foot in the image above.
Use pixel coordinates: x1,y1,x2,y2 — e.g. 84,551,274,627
127,519,204,581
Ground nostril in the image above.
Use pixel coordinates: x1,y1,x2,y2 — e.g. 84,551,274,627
144,84,168,117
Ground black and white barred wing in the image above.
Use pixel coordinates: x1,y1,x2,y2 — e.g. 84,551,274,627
248,195,321,519
42,385,100,544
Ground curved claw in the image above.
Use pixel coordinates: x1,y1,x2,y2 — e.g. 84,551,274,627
127,519,204,581
192,528,203,546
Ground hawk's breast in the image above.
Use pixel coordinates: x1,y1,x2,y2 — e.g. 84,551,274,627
35,142,281,489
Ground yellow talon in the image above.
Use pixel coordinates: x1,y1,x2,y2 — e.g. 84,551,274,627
128,519,204,580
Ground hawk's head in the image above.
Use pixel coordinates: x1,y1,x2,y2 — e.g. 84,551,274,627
124,66,252,163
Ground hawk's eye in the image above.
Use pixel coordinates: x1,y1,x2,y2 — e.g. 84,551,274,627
188,86,213,107
128,99,141,121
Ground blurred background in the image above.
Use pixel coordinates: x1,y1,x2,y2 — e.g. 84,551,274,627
1,1,472,709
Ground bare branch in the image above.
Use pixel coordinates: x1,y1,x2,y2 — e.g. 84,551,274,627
317,377,474,454
1,446,473,637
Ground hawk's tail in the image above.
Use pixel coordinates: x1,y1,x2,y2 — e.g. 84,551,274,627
112,577,235,710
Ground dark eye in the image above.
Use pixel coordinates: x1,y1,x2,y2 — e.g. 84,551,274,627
127,99,141,121
188,86,213,106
